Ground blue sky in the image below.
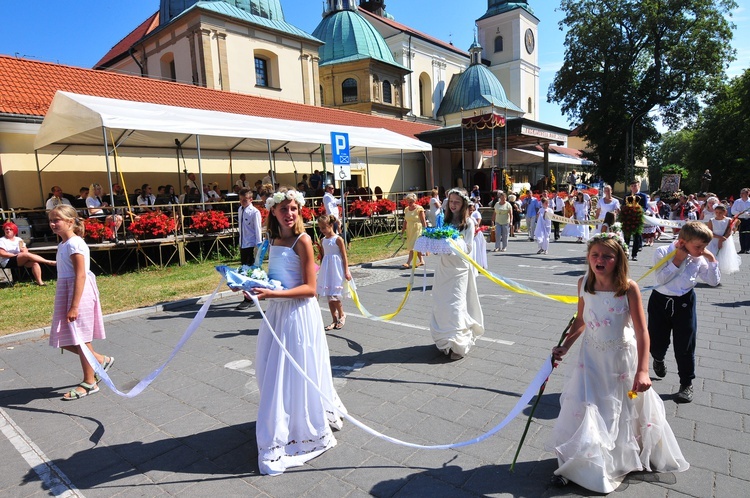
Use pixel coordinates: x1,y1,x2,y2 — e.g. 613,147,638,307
1,0,747,130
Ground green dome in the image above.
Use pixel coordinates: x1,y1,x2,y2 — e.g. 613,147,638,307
160,0,284,25
312,10,403,68
437,42,523,116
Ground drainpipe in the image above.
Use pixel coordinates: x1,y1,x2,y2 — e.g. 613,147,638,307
407,35,413,116
128,46,145,77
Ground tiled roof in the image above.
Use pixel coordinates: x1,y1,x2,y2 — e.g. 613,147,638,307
358,9,469,58
0,55,437,139
95,11,160,69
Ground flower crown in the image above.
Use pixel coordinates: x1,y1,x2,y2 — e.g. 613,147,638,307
265,190,305,209
445,188,471,205
588,222,628,253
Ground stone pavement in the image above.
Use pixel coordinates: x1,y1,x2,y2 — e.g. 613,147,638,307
0,234,748,497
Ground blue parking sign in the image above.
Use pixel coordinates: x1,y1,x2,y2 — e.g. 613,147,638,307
331,132,349,165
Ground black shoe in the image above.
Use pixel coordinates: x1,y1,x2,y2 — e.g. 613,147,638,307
653,359,667,378
674,384,693,403
235,299,254,310
551,475,569,487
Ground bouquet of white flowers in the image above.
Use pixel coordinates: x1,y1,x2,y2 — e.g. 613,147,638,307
216,265,283,291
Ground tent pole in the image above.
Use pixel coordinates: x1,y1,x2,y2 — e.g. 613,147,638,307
400,150,405,195
101,126,118,243
267,140,274,188
365,148,371,195
196,135,205,210
34,150,45,207
320,144,327,186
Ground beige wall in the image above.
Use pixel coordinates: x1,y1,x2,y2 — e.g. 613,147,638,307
1,127,427,209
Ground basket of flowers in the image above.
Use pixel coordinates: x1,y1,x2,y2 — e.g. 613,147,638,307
414,226,461,254
127,212,177,239
348,199,376,217
83,218,114,243
191,210,230,234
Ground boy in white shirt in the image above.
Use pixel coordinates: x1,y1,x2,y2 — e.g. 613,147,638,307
648,221,720,403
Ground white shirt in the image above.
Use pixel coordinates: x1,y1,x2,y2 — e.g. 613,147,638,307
235,179,249,188
0,236,22,267
137,194,157,207
323,191,341,218
56,235,90,277
551,196,565,211
653,241,720,296
238,204,262,249
86,196,107,216
731,197,750,219
596,197,620,218
45,196,72,211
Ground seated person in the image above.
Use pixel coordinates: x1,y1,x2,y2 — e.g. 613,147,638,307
1,221,56,286
45,186,73,211
86,183,123,232
137,184,157,212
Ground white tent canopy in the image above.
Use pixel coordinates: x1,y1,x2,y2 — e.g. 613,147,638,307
35,91,432,156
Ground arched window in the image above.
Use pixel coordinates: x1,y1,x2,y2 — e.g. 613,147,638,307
254,49,280,89
527,97,533,114
342,78,358,103
255,57,268,87
494,36,503,53
382,80,392,104
160,53,176,82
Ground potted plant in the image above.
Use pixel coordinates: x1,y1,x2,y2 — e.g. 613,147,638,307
191,210,230,234
127,211,177,239
83,218,114,243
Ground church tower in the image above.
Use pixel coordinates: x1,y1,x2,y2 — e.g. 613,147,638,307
476,0,539,120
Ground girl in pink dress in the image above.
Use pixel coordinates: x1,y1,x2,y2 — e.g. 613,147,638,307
48,205,113,400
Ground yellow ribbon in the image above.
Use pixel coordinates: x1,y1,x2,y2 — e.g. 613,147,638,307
448,239,579,304
636,249,677,283
346,259,417,321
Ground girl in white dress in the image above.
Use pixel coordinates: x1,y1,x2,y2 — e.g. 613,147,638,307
430,188,484,360
469,203,487,269
316,214,351,330
534,198,553,254
48,205,114,400
707,204,741,275
251,189,345,475
548,232,689,493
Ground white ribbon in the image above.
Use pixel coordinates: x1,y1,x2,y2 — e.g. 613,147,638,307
69,279,226,398
247,291,554,450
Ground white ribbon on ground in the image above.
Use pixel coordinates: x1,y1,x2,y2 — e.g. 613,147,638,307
247,291,554,450
69,278,226,398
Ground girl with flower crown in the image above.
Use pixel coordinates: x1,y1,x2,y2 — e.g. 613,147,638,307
251,188,345,475
429,188,484,360
546,231,688,493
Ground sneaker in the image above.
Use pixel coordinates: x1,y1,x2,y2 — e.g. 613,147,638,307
674,384,693,403
653,359,667,378
235,299,254,310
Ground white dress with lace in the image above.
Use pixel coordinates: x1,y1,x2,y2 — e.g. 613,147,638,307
547,283,689,493
255,235,346,475
707,217,741,275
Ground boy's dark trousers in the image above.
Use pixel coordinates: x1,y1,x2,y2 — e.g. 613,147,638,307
648,289,697,386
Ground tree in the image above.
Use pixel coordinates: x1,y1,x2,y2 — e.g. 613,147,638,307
688,68,750,198
549,0,736,186
646,128,694,192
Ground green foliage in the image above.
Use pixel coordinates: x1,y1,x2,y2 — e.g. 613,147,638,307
648,68,750,198
550,0,736,187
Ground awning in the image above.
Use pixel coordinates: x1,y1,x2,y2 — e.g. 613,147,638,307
35,91,432,155
510,148,594,166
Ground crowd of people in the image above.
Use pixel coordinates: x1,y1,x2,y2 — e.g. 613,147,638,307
9,172,749,492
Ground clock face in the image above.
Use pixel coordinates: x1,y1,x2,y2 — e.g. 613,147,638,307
525,28,535,54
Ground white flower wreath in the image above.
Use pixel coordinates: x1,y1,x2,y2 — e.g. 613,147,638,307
265,189,306,209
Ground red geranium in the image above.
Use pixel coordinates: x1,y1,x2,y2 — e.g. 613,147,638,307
375,198,396,214
128,212,177,238
349,199,376,217
191,210,230,233
83,218,114,242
